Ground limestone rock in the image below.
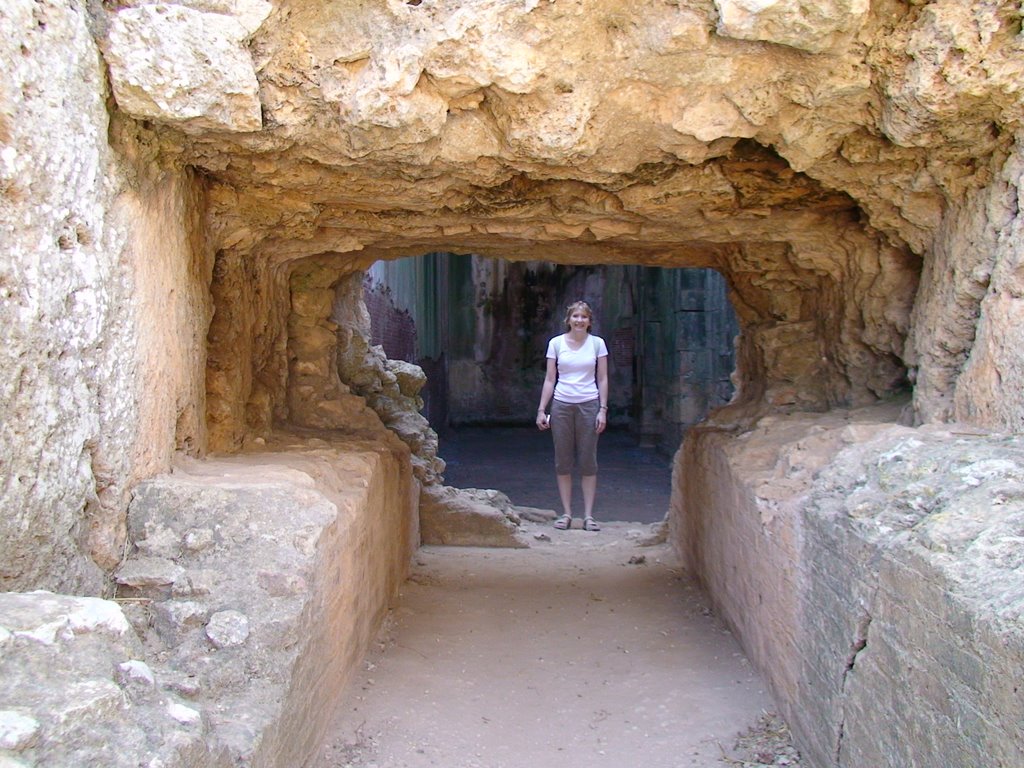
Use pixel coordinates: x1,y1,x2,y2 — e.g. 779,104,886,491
419,485,529,548
104,440,414,767
0,592,219,767
205,610,250,649
676,406,1024,768
114,660,157,696
114,556,186,598
153,600,209,646
715,0,869,53
0,711,39,751
389,359,427,398
180,0,274,36
1,3,1024,767
103,4,263,132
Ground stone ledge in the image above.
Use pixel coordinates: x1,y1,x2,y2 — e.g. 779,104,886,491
1,433,415,767
0,591,223,767
674,405,1024,767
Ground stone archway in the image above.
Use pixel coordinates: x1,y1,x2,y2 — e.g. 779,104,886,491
4,1,1024,765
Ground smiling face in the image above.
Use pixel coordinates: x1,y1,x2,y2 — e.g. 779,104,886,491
564,301,593,332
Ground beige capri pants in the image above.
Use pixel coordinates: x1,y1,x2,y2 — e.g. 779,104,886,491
549,398,601,476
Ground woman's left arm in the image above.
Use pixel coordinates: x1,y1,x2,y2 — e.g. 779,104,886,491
595,355,609,434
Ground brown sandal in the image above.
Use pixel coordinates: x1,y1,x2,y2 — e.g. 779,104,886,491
583,517,601,531
553,514,572,530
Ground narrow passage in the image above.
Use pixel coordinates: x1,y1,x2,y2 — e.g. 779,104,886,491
316,528,776,768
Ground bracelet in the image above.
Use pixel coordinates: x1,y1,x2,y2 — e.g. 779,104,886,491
599,406,607,410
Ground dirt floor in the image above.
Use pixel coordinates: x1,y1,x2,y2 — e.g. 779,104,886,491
315,426,800,768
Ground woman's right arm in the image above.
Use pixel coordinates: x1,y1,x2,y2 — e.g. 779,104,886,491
536,357,557,430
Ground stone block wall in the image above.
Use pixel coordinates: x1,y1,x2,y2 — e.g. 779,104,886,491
639,268,738,448
908,142,1024,431
674,405,1024,767
0,433,416,768
363,277,418,364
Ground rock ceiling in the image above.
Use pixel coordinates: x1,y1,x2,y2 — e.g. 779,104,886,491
97,0,1023,266
90,0,1024,428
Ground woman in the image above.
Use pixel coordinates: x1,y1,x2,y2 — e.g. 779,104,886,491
536,301,609,531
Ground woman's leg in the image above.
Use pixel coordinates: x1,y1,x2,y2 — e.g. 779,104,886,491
581,473,597,519
575,399,601,526
550,400,576,521
557,474,573,519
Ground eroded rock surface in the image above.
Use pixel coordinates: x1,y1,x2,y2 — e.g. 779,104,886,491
2,1,1024,764
0,434,414,768
102,3,268,133
110,435,413,767
0,592,223,767
125,0,1018,451
675,405,1024,767
419,486,531,548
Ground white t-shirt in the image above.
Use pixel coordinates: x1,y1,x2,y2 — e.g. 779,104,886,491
546,333,609,404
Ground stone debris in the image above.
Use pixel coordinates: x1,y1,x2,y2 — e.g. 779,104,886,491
204,610,251,649
418,485,531,548
722,711,801,766
0,592,220,767
115,660,157,694
515,506,559,524
114,556,186,593
0,711,40,751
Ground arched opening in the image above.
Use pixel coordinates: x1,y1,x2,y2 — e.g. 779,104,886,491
361,252,739,521
8,1,1022,765
190,138,930,768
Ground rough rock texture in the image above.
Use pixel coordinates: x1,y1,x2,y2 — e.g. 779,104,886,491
674,405,1024,767
715,0,869,54
0,591,225,767
329,273,446,485
112,0,1015,445
3,0,1023,596
419,486,530,548
3,0,1024,763
947,140,1024,431
1,0,212,593
101,3,269,133
113,434,414,767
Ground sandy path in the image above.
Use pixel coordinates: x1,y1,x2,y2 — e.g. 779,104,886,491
316,523,775,768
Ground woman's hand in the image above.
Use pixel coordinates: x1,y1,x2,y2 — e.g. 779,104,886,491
595,409,607,434
537,411,550,431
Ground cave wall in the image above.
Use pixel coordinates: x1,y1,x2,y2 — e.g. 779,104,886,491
634,267,738,447
2,1,1024,765
908,140,1024,430
0,0,212,594
673,143,1024,765
675,406,1024,767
